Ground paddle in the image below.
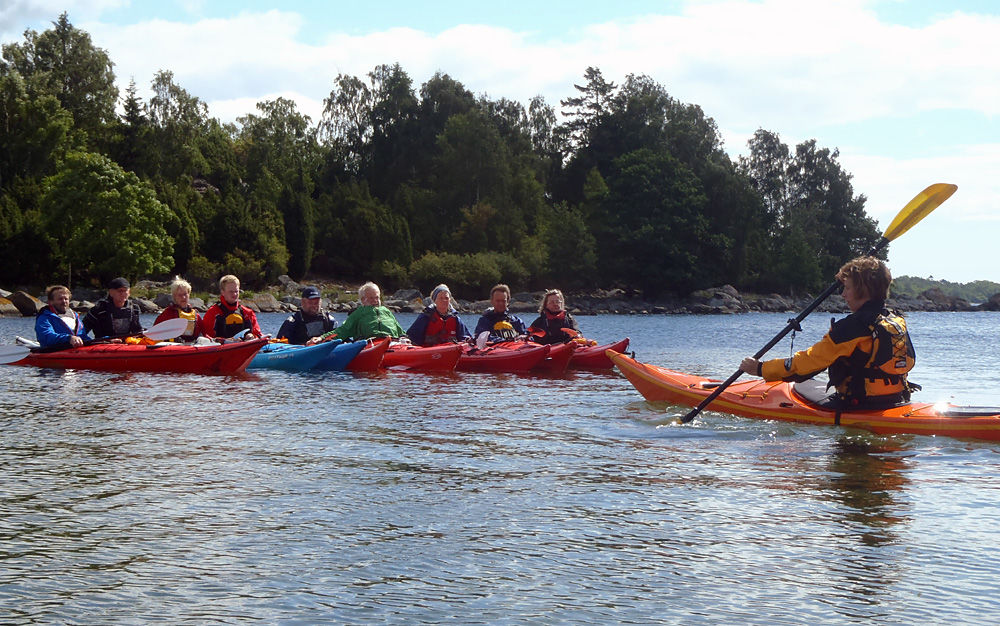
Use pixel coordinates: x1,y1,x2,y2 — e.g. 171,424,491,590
680,182,957,424
0,345,31,365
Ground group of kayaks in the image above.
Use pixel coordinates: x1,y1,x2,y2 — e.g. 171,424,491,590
3,328,629,376
252,336,630,373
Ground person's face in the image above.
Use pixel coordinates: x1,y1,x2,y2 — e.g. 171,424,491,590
221,282,240,305
51,290,71,315
491,290,509,313
110,286,130,307
433,290,451,314
360,288,381,307
544,294,564,313
301,296,321,315
174,288,190,308
841,278,865,313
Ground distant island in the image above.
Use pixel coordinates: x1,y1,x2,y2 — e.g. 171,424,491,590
892,276,1000,305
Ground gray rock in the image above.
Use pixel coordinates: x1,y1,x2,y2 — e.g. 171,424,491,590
0,297,20,316
134,297,160,313
10,291,43,316
248,293,282,313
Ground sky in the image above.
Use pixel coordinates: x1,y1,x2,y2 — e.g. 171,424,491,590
2,0,999,283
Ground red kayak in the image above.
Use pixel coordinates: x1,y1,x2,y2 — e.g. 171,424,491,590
570,338,630,369
17,338,267,374
345,337,391,372
458,342,551,373
381,342,462,371
533,341,575,372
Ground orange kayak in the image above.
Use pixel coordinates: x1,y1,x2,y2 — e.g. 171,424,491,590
609,350,1000,442
17,338,267,374
570,338,629,369
381,342,462,371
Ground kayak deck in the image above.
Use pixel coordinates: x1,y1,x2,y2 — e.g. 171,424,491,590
609,350,1000,442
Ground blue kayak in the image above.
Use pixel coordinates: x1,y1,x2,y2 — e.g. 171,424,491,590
248,341,341,371
314,341,366,371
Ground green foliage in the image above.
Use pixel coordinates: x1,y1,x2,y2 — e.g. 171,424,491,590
892,276,1000,303
595,148,717,296
410,251,527,298
184,254,221,291
40,151,175,283
2,13,118,138
373,260,410,293
0,18,896,297
537,202,597,290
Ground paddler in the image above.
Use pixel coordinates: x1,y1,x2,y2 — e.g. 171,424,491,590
202,274,266,341
738,257,916,408
82,277,143,341
276,286,339,345
318,282,406,342
406,284,472,346
35,285,88,348
474,283,528,342
154,276,205,342
527,289,581,345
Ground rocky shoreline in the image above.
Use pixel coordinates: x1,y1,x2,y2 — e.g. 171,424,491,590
2,277,998,319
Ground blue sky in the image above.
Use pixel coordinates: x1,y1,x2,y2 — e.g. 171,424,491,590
3,0,999,284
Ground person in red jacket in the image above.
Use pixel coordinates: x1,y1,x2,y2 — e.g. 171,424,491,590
154,276,205,342
202,274,264,341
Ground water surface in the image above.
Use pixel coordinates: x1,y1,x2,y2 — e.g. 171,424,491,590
2,312,999,625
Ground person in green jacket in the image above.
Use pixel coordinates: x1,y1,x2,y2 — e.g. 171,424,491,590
321,282,406,342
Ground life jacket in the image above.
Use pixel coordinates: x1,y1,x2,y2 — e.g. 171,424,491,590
836,309,915,403
86,298,141,338
861,310,915,393
213,300,253,339
492,320,518,341
175,306,200,341
52,306,83,335
283,311,336,344
423,310,460,345
532,310,575,344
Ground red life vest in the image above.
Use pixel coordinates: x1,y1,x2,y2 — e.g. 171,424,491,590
424,310,460,345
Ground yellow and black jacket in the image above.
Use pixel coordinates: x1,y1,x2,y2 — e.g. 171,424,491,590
761,300,914,405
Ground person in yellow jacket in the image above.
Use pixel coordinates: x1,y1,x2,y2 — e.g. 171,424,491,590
739,256,915,407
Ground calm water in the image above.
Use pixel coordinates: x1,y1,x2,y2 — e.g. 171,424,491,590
2,311,1000,625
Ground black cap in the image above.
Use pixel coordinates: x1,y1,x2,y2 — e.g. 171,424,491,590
108,277,130,289
301,286,321,299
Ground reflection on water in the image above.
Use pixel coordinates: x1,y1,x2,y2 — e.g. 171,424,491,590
3,314,1000,624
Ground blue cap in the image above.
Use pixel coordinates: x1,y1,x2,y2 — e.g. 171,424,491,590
301,286,321,299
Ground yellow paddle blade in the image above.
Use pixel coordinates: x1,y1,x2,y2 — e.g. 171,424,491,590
883,183,957,242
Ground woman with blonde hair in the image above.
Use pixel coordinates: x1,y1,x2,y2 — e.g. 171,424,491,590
154,276,205,342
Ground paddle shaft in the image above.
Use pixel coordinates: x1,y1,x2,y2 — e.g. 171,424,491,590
680,236,889,423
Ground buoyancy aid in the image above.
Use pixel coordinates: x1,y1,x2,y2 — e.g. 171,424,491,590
213,300,253,339
423,310,460,345
175,307,200,341
492,320,518,341
860,310,915,395
530,310,578,344
830,308,915,403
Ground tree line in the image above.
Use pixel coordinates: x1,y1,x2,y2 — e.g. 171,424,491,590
0,13,884,298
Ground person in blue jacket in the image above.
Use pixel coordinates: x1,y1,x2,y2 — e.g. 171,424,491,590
407,284,472,346
35,285,89,348
474,283,527,342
